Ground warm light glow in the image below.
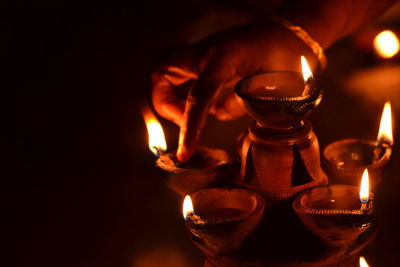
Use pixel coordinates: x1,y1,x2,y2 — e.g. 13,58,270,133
360,169,370,204
141,106,167,156
359,256,369,267
301,56,313,84
376,101,393,146
373,30,400,59
183,195,194,220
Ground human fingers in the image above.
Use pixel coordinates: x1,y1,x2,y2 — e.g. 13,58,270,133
176,71,223,162
151,47,198,125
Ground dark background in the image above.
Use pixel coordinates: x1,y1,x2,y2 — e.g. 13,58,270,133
5,4,400,267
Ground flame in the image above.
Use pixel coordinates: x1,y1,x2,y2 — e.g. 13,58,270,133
359,256,369,267
141,105,167,156
373,30,399,59
183,195,194,220
301,56,313,84
376,101,393,146
360,169,370,204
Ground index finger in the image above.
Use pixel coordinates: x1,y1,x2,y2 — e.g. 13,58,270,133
177,72,223,162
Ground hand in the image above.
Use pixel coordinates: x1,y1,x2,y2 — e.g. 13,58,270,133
151,20,318,162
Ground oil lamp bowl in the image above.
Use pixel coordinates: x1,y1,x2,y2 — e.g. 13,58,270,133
293,185,374,247
156,146,236,196
235,71,323,130
322,139,391,188
186,188,265,255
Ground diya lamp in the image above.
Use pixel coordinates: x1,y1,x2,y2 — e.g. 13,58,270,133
182,188,265,255
322,101,394,189
156,147,236,197
235,56,327,201
142,105,236,196
293,169,375,247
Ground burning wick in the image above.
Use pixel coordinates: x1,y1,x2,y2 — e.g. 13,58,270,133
359,169,370,211
301,56,313,96
359,256,369,267
151,146,163,157
141,104,167,157
183,195,205,224
373,101,393,161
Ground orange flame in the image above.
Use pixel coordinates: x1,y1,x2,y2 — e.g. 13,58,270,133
360,169,370,204
183,195,194,220
141,105,167,156
376,101,393,146
359,256,369,267
301,56,313,84
373,30,399,59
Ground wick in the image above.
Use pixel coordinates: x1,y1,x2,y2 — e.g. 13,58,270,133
187,214,206,225
152,146,164,157
372,141,391,162
305,77,312,85
360,202,368,211
301,77,313,96
372,146,383,162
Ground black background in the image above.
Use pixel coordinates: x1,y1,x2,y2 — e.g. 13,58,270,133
6,4,400,267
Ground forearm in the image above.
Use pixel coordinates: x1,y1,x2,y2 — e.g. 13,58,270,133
277,0,397,49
